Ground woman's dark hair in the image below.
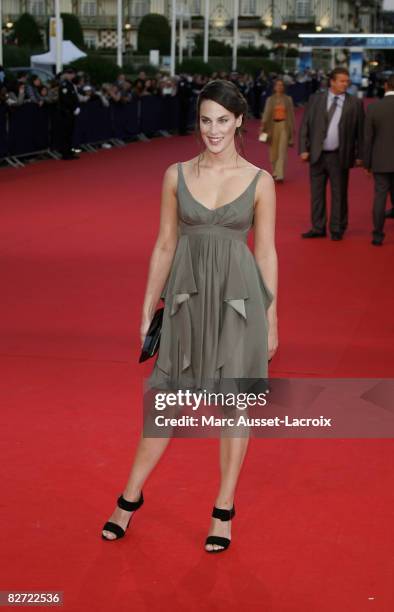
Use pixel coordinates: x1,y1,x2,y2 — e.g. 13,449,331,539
194,79,248,173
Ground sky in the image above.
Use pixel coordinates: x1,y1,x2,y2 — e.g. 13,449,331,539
384,0,394,9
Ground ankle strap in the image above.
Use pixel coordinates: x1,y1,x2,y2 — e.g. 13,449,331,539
212,505,235,521
117,491,144,511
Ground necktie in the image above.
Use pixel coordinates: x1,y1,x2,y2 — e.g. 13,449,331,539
325,95,339,133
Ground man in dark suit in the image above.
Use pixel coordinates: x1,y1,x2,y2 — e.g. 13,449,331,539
299,67,364,240
363,75,394,246
57,67,81,160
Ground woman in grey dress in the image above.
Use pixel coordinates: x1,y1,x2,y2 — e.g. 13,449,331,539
102,80,278,552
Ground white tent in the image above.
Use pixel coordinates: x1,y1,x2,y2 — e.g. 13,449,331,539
30,40,87,70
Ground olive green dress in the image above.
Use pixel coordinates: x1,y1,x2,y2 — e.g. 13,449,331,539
146,162,273,393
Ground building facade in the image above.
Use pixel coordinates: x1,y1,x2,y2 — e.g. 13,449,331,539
2,0,383,50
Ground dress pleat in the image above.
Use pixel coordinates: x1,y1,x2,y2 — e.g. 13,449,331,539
146,162,273,393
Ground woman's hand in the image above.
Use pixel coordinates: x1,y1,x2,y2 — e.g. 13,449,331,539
268,323,278,361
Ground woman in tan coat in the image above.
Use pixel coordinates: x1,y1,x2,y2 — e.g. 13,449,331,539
260,78,295,182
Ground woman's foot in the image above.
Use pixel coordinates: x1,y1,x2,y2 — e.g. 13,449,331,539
102,490,142,540
205,503,233,552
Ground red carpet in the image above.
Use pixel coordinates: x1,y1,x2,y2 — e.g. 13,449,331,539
1,110,393,611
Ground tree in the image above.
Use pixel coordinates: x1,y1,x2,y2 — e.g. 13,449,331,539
138,14,171,54
45,14,85,51
13,13,42,47
61,14,85,48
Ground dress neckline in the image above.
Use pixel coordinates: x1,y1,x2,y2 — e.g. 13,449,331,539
178,162,262,212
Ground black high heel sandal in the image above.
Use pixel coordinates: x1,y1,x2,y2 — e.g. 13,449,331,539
101,491,144,541
205,504,235,553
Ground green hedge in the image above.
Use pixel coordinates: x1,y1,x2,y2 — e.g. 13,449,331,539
69,54,121,85
3,45,44,67
178,56,282,76
177,58,213,75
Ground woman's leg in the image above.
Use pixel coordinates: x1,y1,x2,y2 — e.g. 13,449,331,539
270,124,279,177
102,434,171,539
275,122,288,180
205,435,250,551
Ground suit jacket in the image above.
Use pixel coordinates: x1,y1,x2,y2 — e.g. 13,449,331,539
363,95,394,173
299,90,364,168
260,94,295,146
58,79,80,115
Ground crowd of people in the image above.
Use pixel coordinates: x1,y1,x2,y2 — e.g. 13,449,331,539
0,66,329,118
0,64,387,116
1,62,392,245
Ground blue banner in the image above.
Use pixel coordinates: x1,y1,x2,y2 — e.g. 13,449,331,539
299,47,312,72
299,35,394,49
349,48,363,86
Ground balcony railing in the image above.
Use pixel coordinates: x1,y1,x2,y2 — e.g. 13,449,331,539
79,15,141,28
281,14,316,24
8,13,141,29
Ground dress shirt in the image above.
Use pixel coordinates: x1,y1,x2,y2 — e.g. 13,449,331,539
322,90,345,151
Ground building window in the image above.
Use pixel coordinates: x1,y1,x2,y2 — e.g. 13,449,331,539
186,33,195,48
29,0,45,15
296,0,311,19
240,33,255,46
240,0,256,16
130,1,151,17
189,0,201,15
81,1,97,17
84,34,97,49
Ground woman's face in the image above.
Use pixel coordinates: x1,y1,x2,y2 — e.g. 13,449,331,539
199,99,242,153
274,80,285,94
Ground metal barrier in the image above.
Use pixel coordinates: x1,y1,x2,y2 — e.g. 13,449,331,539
7,103,50,158
0,84,310,167
0,106,7,158
111,101,139,140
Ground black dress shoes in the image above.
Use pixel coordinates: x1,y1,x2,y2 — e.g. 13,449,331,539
331,232,343,241
371,238,383,246
301,229,327,239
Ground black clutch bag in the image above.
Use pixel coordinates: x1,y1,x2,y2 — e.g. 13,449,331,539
139,307,164,363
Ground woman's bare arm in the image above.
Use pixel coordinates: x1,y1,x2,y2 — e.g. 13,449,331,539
253,171,278,359
140,163,179,346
